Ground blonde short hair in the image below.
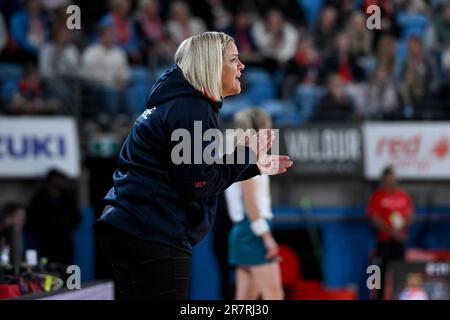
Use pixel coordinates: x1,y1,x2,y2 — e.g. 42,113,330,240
234,108,272,131
175,31,234,102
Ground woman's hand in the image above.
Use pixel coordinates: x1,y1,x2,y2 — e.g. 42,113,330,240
257,154,293,175
262,232,279,261
238,129,293,175
238,129,275,160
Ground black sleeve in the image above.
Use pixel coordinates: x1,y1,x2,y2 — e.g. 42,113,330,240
167,98,259,200
236,164,260,182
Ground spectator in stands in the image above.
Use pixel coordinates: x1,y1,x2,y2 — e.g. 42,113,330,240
280,35,321,99
207,0,232,31
187,0,215,31
166,1,207,46
99,0,142,64
359,65,401,120
26,169,80,266
221,11,261,66
313,6,338,57
368,166,415,300
41,0,71,11
274,0,307,28
347,11,374,59
226,108,284,300
396,0,429,41
399,35,437,119
251,8,299,73
81,22,130,115
9,63,61,115
375,35,398,77
311,74,355,122
41,0,71,25
436,4,450,46
321,31,365,84
326,0,356,27
0,203,27,273
135,0,175,68
39,24,80,114
0,203,27,250
9,0,48,63
39,25,79,79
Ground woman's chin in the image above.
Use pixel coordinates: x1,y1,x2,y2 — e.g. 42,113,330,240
223,88,241,98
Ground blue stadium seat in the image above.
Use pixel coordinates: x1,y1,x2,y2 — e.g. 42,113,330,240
0,63,23,83
359,56,377,79
152,65,172,83
260,99,302,127
244,82,276,105
260,99,290,118
396,12,428,41
221,96,251,120
243,67,272,84
125,83,150,115
241,67,276,104
129,66,152,85
298,0,325,27
0,63,23,105
295,84,325,122
0,79,20,104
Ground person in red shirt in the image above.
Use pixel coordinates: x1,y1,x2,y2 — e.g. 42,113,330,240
368,166,415,299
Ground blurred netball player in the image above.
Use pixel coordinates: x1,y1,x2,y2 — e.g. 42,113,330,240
226,108,284,300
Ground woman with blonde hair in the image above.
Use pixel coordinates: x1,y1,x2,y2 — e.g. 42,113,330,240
94,32,293,300
226,107,284,300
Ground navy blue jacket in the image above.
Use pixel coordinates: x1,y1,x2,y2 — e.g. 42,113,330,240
93,64,260,254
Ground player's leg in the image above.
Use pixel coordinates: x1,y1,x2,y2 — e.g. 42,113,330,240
235,266,259,300
250,262,284,300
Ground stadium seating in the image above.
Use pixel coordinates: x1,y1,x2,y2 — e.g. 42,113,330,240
278,244,358,300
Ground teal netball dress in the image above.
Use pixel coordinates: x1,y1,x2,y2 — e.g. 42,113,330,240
226,175,274,266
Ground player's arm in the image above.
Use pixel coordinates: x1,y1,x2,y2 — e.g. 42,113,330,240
370,214,394,234
370,214,405,241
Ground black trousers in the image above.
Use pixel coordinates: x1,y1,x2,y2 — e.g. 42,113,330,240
96,223,191,300
376,239,405,300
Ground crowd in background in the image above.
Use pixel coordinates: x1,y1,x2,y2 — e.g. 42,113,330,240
1,0,450,299
1,0,450,123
